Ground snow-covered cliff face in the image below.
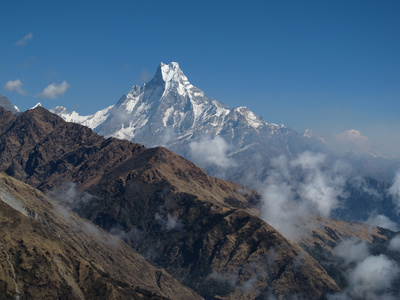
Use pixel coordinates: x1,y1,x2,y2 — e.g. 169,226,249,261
51,62,323,180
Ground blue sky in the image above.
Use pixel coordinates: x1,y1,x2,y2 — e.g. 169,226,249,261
1,0,399,158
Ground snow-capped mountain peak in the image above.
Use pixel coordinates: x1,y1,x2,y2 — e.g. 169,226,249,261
159,62,187,83
151,62,196,99
235,106,265,129
31,102,42,109
52,62,325,173
52,62,289,142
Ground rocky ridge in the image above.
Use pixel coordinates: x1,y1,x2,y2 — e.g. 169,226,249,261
0,172,202,300
0,106,342,299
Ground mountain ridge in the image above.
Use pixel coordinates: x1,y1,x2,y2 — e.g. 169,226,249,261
1,103,400,299
0,105,342,299
51,62,298,144
50,62,328,185
0,172,203,300
48,62,399,228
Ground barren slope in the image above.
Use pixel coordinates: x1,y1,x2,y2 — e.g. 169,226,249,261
0,107,341,299
0,172,202,300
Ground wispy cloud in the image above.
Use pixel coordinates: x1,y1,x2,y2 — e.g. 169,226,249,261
332,238,369,265
333,129,383,157
140,69,151,82
4,79,26,95
17,56,37,70
347,254,400,299
388,235,400,252
336,129,369,147
329,239,400,300
49,181,95,210
155,212,183,231
260,152,349,240
15,33,33,47
189,136,236,169
365,214,399,231
389,169,400,213
36,81,69,99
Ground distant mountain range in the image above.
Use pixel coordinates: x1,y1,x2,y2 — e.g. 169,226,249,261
51,62,326,181
47,62,399,228
1,62,400,299
51,62,398,183
0,106,339,299
0,102,399,298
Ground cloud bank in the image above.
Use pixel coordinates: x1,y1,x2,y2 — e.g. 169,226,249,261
189,136,236,169
4,79,26,95
328,238,400,300
36,81,69,99
347,254,399,299
260,152,349,240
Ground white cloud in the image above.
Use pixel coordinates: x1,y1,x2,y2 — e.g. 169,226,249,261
388,169,400,213
36,81,69,99
336,129,369,148
15,33,33,46
388,235,400,252
4,79,26,95
189,136,236,169
333,129,383,157
261,178,301,240
159,127,177,147
365,214,399,231
347,254,400,299
260,152,348,240
292,152,345,217
332,238,369,265
330,239,400,300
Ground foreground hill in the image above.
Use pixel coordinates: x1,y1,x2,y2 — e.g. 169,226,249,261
0,106,341,299
0,172,202,300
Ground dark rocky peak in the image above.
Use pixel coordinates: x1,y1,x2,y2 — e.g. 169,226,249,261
5,106,66,141
0,106,17,134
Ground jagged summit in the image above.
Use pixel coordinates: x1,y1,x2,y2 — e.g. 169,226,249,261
52,62,324,181
158,62,187,82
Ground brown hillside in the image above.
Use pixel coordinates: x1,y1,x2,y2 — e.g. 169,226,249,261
0,107,341,299
0,172,202,300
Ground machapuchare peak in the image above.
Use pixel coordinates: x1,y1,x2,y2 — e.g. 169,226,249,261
154,61,189,85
